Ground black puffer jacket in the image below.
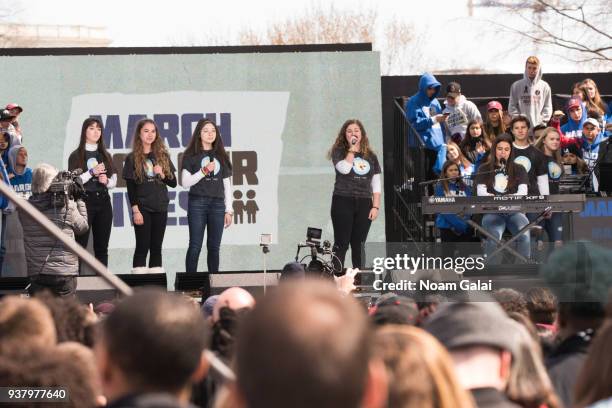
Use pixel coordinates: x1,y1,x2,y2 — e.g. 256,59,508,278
19,194,88,276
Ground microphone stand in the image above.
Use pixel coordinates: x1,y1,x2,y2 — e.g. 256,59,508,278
577,139,609,194
418,167,500,195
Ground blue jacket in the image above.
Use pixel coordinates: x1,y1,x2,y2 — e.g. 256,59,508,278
405,73,445,151
434,182,471,234
0,157,10,210
7,145,32,199
560,102,587,142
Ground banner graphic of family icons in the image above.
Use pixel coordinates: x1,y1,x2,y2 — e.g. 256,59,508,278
353,157,371,175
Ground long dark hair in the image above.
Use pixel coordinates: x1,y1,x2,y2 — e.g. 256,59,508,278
440,161,467,195
327,119,374,160
72,117,115,176
132,119,174,181
477,134,521,194
461,119,490,161
183,119,232,169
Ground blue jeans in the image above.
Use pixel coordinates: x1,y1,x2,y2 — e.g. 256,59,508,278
0,213,5,274
482,213,531,262
185,196,225,273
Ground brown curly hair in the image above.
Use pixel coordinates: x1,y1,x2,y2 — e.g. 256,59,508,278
131,119,174,181
327,119,374,160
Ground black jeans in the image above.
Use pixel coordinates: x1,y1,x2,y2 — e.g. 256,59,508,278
331,195,372,272
29,274,77,297
133,210,168,268
76,191,113,268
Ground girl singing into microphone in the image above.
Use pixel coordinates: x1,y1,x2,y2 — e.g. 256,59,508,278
122,119,176,274
181,119,233,273
68,117,116,267
475,134,530,261
328,119,381,273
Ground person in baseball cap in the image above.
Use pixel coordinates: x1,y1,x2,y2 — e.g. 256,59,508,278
6,103,23,114
561,143,588,175
424,301,524,408
485,100,506,139
487,100,503,112
4,104,23,139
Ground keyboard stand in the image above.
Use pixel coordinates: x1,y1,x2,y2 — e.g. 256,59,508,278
464,206,551,264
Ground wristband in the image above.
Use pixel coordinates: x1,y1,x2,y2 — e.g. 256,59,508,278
372,206,379,210
89,168,95,176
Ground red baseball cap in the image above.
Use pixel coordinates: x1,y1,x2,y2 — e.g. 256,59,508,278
5,103,23,113
567,98,581,111
487,100,502,111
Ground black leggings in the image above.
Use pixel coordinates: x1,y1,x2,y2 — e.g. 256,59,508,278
76,191,113,268
331,195,372,272
133,210,168,268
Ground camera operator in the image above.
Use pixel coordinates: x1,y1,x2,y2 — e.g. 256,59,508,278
18,163,88,297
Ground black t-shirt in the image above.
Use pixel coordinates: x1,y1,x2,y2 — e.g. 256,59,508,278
512,144,547,194
182,151,232,198
331,147,381,198
68,149,114,193
476,164,528,195
544,156,563,195
123,152,176,212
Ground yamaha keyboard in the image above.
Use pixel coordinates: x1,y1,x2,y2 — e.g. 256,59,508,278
422,194,586,214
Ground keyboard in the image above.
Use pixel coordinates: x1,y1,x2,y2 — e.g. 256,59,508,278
421,194,586,214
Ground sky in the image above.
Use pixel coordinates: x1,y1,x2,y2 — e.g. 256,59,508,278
6,0,610,74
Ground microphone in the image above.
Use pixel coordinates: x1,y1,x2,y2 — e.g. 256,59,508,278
499,158,507,174
150,157,163,181
351,137,357,146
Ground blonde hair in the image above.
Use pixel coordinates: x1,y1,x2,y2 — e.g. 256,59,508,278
374,325,475,408
526,56,540,66
534,127,563,167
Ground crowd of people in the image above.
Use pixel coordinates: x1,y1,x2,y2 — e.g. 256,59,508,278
406,56,612,256
0,55,611,407
1,242,611,407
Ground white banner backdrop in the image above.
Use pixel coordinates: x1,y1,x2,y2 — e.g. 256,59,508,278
63,91,289,248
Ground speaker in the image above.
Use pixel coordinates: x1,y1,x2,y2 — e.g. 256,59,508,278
0,277,29,297
175,272,211,299
116,274,167,289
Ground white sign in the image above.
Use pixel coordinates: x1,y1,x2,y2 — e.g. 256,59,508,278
64,91,289,248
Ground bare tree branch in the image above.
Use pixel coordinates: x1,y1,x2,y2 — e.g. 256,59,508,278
536,0,612,41
479,0,611,63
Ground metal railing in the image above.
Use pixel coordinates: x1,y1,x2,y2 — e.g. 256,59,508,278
391,97,429,243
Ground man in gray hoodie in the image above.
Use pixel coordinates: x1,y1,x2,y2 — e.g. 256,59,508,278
508,56,552,128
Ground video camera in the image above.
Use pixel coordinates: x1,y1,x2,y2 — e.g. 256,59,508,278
48,169,86,207
295,227,338,277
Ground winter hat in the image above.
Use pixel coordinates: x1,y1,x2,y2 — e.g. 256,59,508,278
423,301,522,355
